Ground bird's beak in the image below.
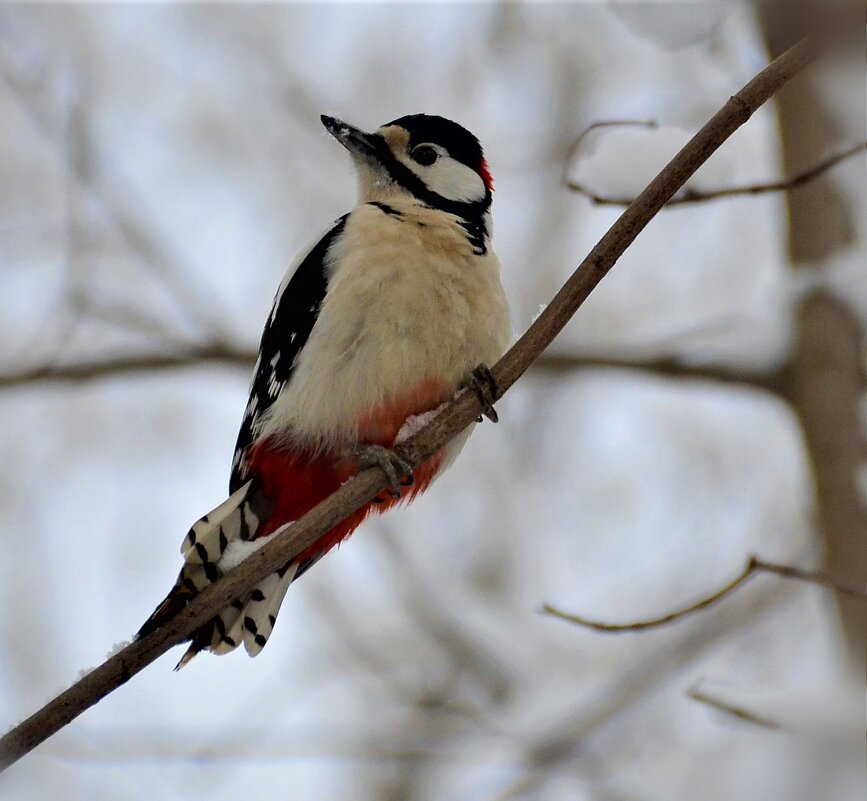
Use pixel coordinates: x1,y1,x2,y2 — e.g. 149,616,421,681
321,115,381,162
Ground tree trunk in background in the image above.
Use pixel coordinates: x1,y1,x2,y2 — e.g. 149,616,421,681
762,9,866,666
787,295,866,665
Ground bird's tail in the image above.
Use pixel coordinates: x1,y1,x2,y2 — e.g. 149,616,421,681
136,478,308,668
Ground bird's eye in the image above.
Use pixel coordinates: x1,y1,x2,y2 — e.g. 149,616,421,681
411,145,438,166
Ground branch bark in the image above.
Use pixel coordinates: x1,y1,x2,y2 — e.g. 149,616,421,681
0,33,824,773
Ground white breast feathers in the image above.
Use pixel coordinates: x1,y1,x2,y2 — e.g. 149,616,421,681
256,200,510,453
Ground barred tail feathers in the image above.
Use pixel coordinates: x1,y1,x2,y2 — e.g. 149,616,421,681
137,479,271,643
140,399,452,668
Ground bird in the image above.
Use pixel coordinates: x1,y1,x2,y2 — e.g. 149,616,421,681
137,113,511,667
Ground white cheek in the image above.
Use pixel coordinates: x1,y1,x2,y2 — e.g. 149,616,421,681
412,159,486,203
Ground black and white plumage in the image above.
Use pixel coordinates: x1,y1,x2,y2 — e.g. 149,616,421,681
229,215,349,493
138,113,510,666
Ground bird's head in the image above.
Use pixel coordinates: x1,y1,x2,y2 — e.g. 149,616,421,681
321,113,493,218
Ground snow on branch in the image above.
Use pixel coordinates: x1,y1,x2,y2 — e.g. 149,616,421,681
0,33,827,774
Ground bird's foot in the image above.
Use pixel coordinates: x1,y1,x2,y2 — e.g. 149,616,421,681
356,444,414,501
463,362,499,423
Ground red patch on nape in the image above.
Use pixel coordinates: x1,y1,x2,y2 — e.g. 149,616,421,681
478,158,494,192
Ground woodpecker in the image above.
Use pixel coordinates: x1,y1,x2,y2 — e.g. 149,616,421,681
137,114,510,667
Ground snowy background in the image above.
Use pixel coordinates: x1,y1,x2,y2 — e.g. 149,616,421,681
0,4,864,801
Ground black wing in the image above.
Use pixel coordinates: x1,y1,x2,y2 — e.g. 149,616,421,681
229,215,349,493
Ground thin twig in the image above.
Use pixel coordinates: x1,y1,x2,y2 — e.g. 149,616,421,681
567,141,866,207
542,561,757,632
532,353,785,393
687,687,785,731
0,34,825,773
754,558,866,600
541,556,866,633
490,580,806,801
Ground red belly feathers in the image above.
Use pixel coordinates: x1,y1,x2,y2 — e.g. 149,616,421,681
247,377,450,562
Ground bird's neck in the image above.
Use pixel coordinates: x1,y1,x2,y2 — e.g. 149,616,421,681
356,178,492,255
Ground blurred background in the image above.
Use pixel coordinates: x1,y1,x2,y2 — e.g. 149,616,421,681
0,4,863,801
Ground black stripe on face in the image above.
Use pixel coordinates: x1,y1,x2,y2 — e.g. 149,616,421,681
365,132,491,220
367,201,404,219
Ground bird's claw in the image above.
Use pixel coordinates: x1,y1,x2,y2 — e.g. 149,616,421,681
356,444,414,500
464,362,499,423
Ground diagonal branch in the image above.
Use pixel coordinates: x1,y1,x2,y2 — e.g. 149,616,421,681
541,556,866,633
0,33,825,773
568,140,866,207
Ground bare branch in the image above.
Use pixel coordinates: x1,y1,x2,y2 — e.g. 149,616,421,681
532,353,786,393
689,681,865,740
542,556,866,633
754,557,866,600
490,576,805,801
0,34,825,773
0,345,256,389
687,687,785,731
0,349,783,393
543,560,758,633
567,140,866,207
